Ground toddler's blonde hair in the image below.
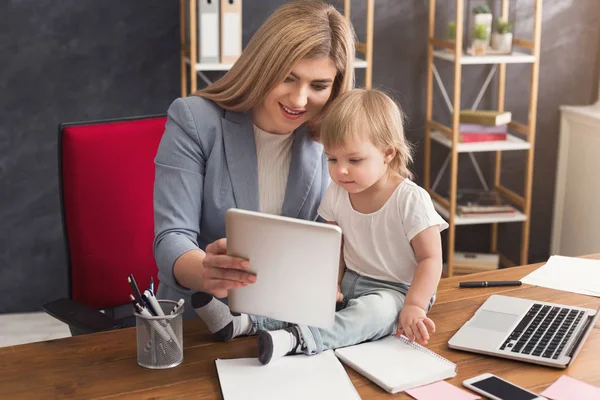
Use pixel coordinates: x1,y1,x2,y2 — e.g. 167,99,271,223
321,89,414,179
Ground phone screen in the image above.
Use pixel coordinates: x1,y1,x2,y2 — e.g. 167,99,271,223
472,376,538,400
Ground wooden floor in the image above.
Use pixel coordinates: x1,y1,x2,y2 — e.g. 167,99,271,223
0,312,70,347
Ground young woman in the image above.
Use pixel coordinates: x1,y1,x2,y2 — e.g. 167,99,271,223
154,1,356,316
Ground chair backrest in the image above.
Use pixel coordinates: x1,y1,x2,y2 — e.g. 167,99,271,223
60,115,167,309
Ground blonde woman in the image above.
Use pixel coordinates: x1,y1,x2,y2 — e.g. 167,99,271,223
154,1,356,318
228,89,448,364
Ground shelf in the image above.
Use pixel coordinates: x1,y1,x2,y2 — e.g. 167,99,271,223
433,50,536,65
430,130,531,152
432,199,527,225
185,57,368,72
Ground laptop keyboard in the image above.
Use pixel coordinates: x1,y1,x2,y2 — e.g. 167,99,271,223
499,303,585,359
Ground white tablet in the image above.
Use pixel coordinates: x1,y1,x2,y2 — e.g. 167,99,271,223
226,208,342,329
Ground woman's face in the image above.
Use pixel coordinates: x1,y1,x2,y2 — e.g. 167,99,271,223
253,56,338,135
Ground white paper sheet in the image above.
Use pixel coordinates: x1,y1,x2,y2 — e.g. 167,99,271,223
521,255,600,297
215,350,361,400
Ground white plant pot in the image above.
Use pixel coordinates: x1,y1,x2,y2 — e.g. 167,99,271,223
472,13,492,44
492,32,513,53
471,39,488,56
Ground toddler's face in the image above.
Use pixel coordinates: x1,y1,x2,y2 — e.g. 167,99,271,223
324,136,394,194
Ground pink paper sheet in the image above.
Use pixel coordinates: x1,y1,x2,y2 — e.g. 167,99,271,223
405,380,481,400
540,375,600,400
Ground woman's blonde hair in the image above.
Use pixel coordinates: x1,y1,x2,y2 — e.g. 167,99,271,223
321,89,414,179
196,0,355,132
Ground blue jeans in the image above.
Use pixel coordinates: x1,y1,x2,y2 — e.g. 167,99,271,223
250,269,435,355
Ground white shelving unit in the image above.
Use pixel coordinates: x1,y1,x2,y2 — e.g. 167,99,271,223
186,58,369,72
425,0,542,276
433,200,527,226
430,130,531,152
180,0,375,96
184,57,370,87
433,50,536,64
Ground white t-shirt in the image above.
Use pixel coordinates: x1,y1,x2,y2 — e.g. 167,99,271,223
318,179,448,285
253,125,294,215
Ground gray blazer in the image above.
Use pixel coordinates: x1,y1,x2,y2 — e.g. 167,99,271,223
153,96,329,314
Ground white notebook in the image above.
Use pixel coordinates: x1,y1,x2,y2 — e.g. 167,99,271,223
215,350,361,400
334,335,456,394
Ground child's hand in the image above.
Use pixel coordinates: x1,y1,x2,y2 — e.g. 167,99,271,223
336,284,344,303
397,305,436,345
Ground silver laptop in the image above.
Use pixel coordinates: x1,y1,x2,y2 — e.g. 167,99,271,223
225,208,342,329
448,294,600,368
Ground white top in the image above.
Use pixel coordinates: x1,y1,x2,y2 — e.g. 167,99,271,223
318,179,448,285
253,125,294,215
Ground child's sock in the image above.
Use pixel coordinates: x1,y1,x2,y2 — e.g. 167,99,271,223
258,326,302,365
191,292,252,341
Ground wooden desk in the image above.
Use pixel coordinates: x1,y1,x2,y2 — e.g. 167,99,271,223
2,257,599,399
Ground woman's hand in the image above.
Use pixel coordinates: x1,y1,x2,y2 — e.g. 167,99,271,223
201,238,257,298
397,304,436,345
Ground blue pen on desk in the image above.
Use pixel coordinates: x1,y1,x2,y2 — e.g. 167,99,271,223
149,276,155,295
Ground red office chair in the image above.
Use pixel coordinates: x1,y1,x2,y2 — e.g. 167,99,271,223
43,115,166,335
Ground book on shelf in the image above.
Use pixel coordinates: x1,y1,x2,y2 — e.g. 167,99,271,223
459,110,512,126
444,252,499,275
458,123,508,143
459,132,508,143
455,189,516,215
459,123,508,133
455,252,499,270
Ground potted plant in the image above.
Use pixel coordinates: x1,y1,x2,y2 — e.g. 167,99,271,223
491,18,513,53
447,21,456,40
470,23,488,55
445,21,456,52
472,4,492,45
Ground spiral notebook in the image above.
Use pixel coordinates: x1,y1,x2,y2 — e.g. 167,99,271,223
334,335,457,394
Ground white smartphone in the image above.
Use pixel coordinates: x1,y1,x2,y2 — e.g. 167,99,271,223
463,373,545,400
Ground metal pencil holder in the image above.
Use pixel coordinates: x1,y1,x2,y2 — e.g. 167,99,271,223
135,300,184,369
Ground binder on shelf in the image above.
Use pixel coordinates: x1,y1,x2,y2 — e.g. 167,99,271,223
198,0,220,64
220,0,242,64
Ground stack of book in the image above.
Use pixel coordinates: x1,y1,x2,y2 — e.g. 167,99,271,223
458,110,511,143
455,189,516,217
444,252,500,276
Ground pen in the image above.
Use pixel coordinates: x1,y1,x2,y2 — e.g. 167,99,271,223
459,281,522,288
133,300,172,342
149,276,155,295
145,290,181,349
142,293,158,316
144,290,162,316
129,294,140,312
170,299,185,315
128,274,144,306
